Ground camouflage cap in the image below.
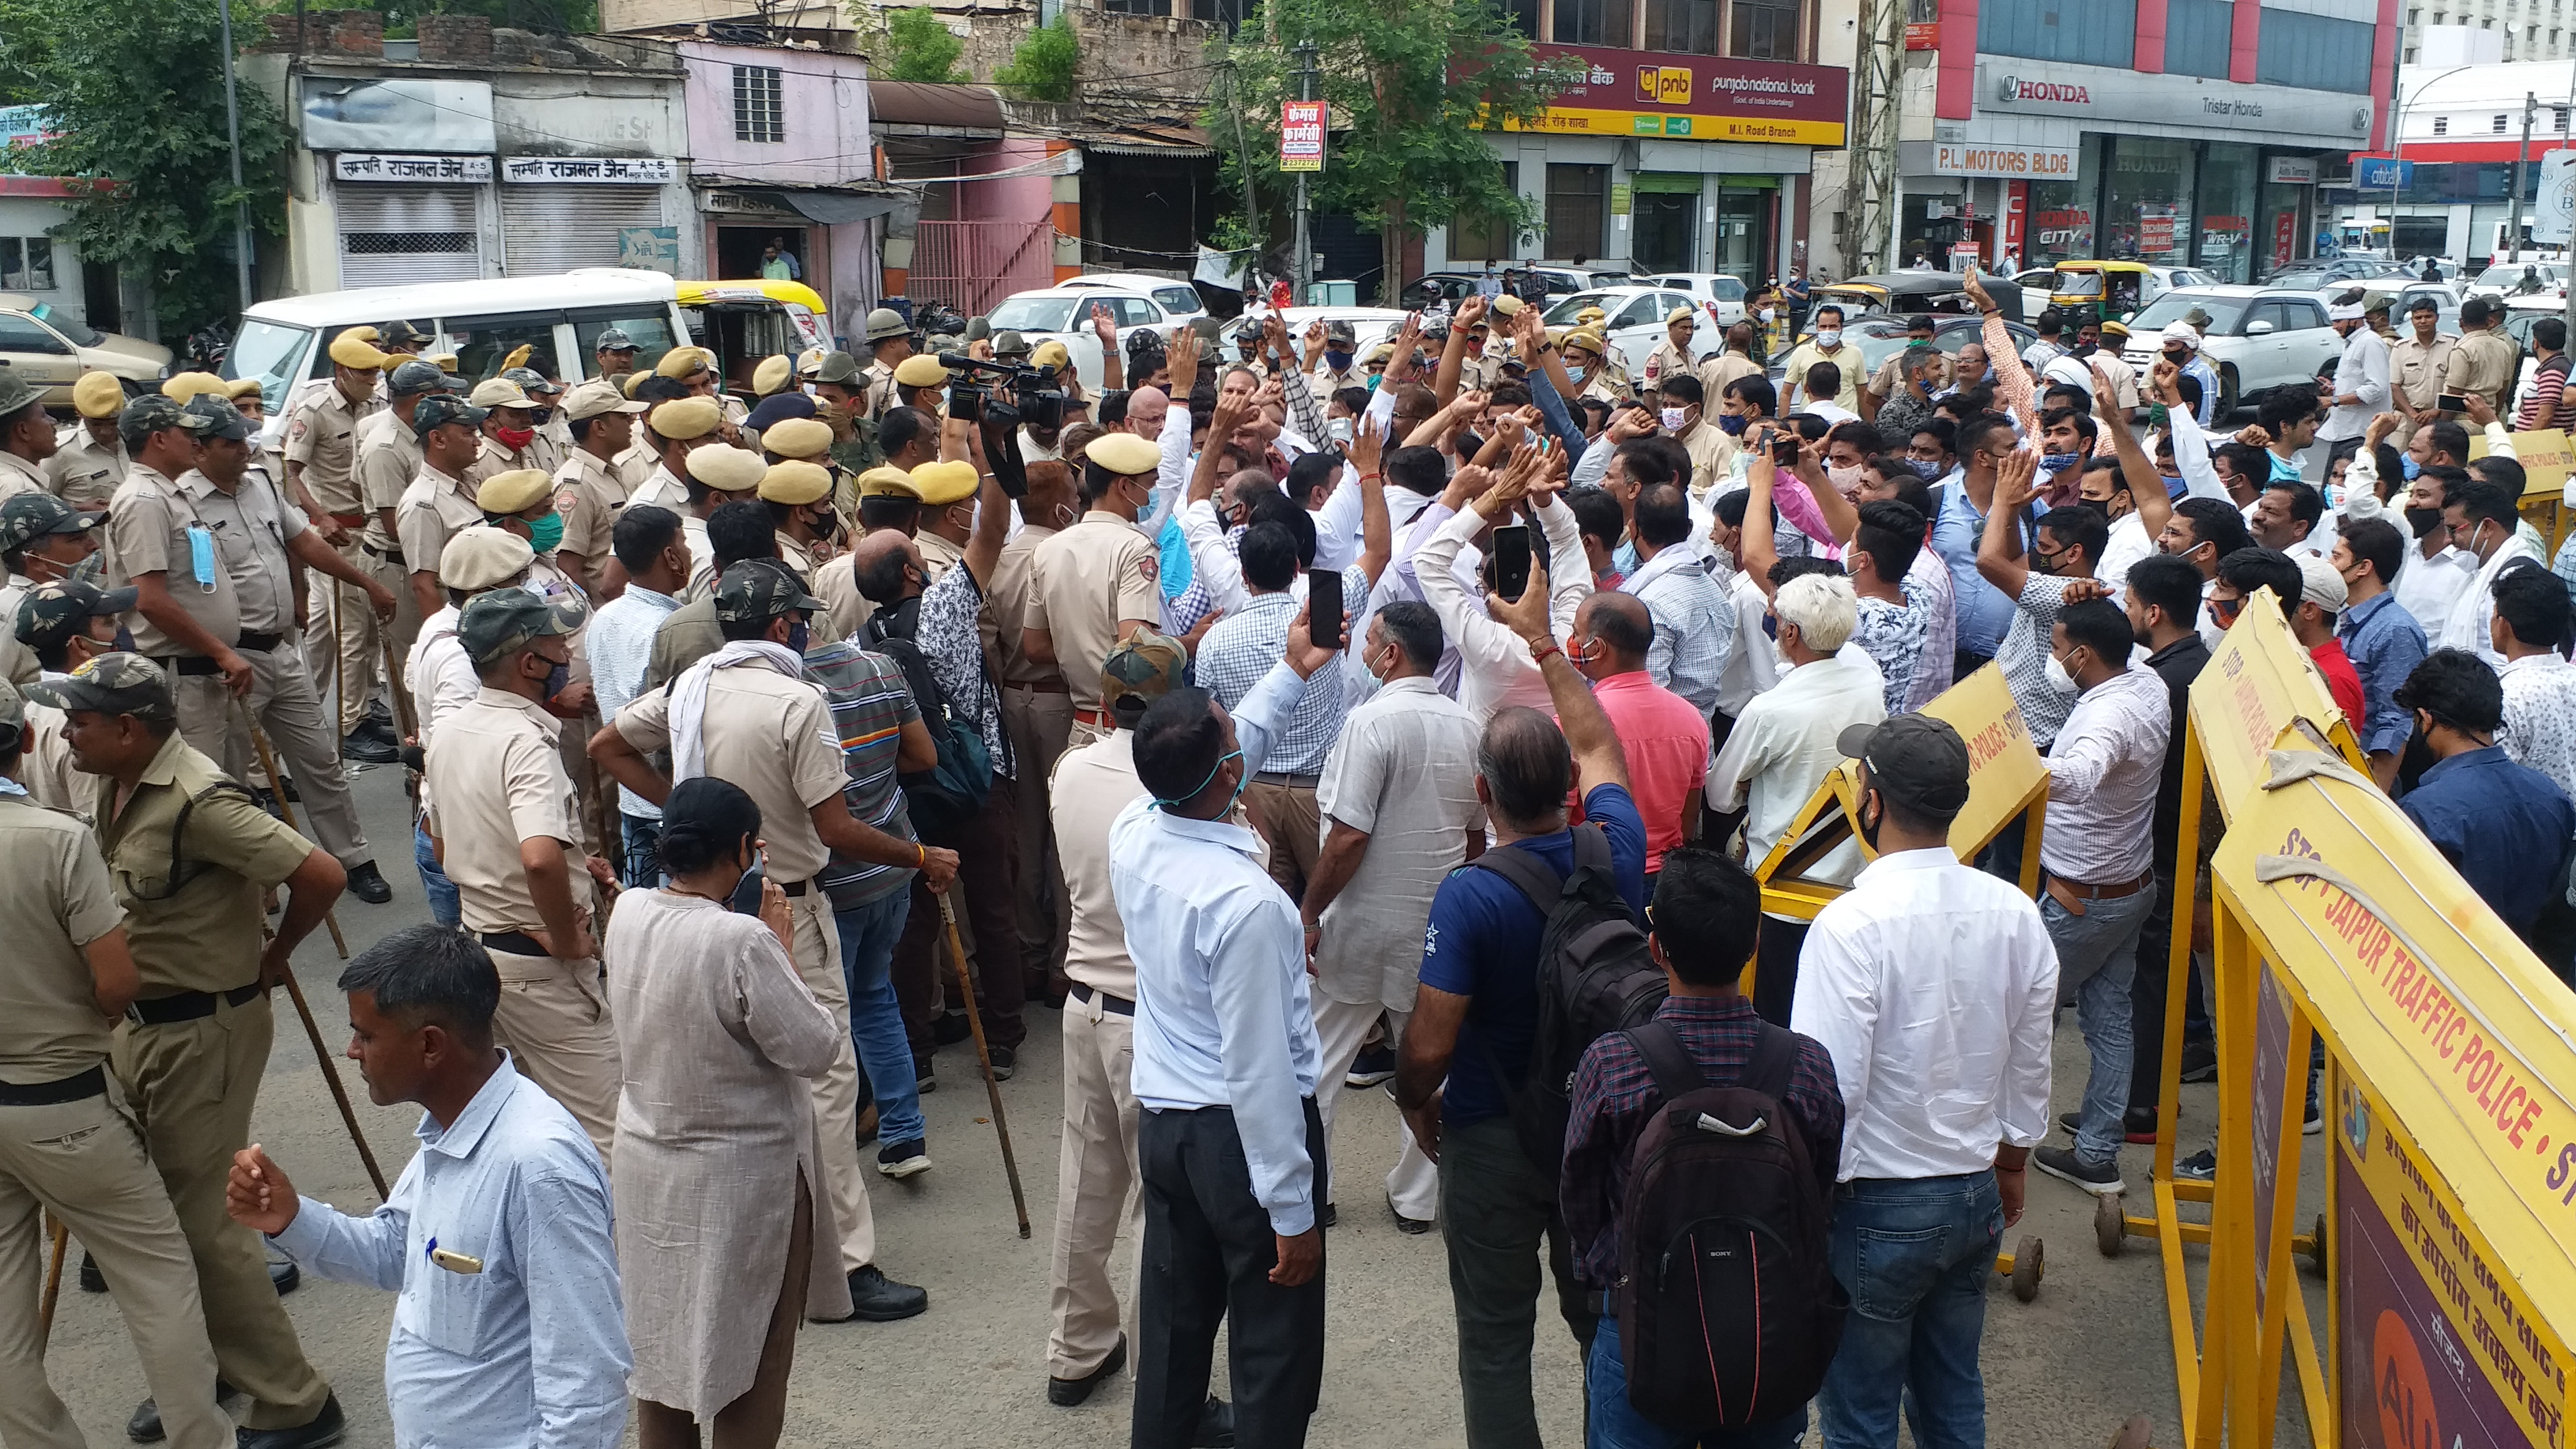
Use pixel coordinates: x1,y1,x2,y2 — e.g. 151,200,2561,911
0,492,94,553
594,327,637,352
501,366,562,396
378,319,434,348
1322,319,1357,345
179,393,253,443
119,392,193,441
50,651,176,721
1101,629,1190,727
0,368,42,416
413,394,488,439
813,351,863,386
457,588,585,667
17,577,136,655
713,558,827,624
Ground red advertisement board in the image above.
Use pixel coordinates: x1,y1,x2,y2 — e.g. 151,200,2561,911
1508,45,1852,146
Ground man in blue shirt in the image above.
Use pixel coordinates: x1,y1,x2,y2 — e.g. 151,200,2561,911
228,924,628,1449
2332,517,2430,790
1398,552,1645,1448
2394,648,2576,937
1930,414,2037,679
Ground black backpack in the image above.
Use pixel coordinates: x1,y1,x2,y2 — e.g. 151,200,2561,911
1467,824,1668,1181
864,604,993,838
1613,1021,1846,1432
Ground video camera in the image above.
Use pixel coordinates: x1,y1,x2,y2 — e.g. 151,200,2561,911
936,352,1069,434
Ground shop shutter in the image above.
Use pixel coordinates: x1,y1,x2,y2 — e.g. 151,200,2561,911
336,186,482,287
499,186,665,276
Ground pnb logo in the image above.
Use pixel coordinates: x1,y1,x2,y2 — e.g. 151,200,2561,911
1637,65,1694,106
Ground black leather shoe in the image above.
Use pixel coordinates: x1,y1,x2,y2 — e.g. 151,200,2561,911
340,730,399,765
932,1011,971,1046
269,1252,301,1295
1192,1395,1237,1448
987,1045,1016,1081
126,1383,240,1443
80,1251,106,1293
1048,1330,1127,1406
234,1393,346,1449
343,860,392,905
816,1265,929,1323
1389,1194,1433,1235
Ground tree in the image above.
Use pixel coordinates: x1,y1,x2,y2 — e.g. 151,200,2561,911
1211,0,1576,302
0,0,292,335
992,16,1078,103
881,7,969,85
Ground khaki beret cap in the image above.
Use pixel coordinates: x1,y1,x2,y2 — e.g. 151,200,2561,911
440,525,534,590
329,333,394,370
475,468,553,514
855,466,921,500
72,372,125,418
759,460,834,505
892,354,951,389
561,379,646,421
753,354,795,396
656,346,715,380
909,459,979,505
761,416,833,460
649,395,723,441
685,444,766,493
160,371,230,402
1087,431,1161,477
1030,339,1072,371
467,377,533,408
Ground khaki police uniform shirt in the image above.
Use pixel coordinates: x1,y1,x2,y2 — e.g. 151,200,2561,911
1699,350,1765,403
813,553,872,644
612,441,656,495
0,792,126,1083
0,573,34,686
1641,340,1697,394
424,686,594,937
179,466,305,636
612,667,846,884
106,463,241,659
45,425,125,512
353,409,422,552
1310,363,1365,396
21,696,83,820
1027,510,1159,713
988,523,1060,688
0,448,49,502
96,733,314,994
861,361,898,420
627,463,689,518
467,433,538,491
917,529,964,585
553,448,626,598
2446,329,2520,410
776,533,820,590
396,465,485,588
1672,419,1737,495
283,383,380,518
2393,335,2459,414
534,414,571,477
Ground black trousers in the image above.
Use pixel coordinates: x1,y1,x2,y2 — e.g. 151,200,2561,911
1135,1098,1328,1449
2128,866,2179,1113
1754,915,1810,1026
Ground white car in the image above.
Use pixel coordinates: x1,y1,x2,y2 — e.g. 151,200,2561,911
2116,285,2342,418
1641,272,1750,326
1057,272,1209,322
1540,286,1722,383
2467,261,2568,302
983,285,1201,394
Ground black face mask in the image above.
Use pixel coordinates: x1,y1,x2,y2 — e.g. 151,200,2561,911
1858,799,1883,854
2404,505,2445,539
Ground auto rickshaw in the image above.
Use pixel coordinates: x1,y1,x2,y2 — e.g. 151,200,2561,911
2049,261,2158,322
1800,271,2026,335
676,279,834,401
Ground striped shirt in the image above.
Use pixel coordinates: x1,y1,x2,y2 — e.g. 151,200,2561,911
1195,583,1364,776
807,640,922,911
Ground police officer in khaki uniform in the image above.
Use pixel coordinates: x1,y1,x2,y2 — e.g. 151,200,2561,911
859,309,915,420
0,493,100,688
759,460,839,586
176,395,395,903
552,379,648,600
1024,431,1164,750
656,346,749,430
908,457,980,583
593,559,945,1320
285,332,392,755
504,367,570,477
625,394,723,524
591,325,640,386
813,465,920,643
422,589,622,1166
0,369,55,502
59,653,349,1449
395,394,491,623
353,359,445,670
0,676,236,1449
15,577,126,816
889,354,951,418
103,395,259,728
1641,305,1699,398
477,468,602,851
466,377,543,489
46,371,129,513
676,443,766,595
757,412,847,531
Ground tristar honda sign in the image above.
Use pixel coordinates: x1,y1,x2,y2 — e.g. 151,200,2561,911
1506,45,1850,146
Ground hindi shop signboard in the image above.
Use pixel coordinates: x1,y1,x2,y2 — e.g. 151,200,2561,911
501,156,678,185
334,153,494,184
1508,45,1850,147
1279,101,1325,173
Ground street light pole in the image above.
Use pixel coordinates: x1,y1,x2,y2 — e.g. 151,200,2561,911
1292,40,1317,305
2514,91,2537,262
218,0,253,313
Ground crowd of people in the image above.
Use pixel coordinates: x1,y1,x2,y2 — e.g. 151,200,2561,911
0,258,2568,1449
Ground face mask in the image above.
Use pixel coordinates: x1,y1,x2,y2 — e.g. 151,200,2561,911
2040,452,2081,474
531,408,555,426
184,524,218,591
2404,505,2445,539
1566,366,1587,385
1858,799,1883,853
112,624,135,652
2147,404,2169,429
1826,463,1865,497
787,620,810,653
1153,747,1246,814
1661,407,1688,432
539,657,571,702
526,512,565,553
1759,307,1776,322
1815,329,1841,349
1325,349,1353,371
496,425,536,451
1718,413,1747,435
2043,651,2080,696
2399,453,2423,482
1903,457,1942,480
1327,417,1353,443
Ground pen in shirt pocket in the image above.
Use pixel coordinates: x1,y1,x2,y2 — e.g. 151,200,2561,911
425,1237,484,1275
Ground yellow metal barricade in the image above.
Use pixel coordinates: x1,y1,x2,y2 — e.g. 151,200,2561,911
2468,424,2576,556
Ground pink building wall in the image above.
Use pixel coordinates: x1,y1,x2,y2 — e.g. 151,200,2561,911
679,39,872,186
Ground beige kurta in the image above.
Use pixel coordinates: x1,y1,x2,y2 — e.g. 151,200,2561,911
605,887,850,1413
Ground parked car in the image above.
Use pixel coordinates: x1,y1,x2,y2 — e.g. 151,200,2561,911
1540,286,1723,381
1272,306,1409,369
1398,266,1616,311
1763,314,2037,398
2264,258,2390,290
676,280,830,400
0,294,171,410
2466,260,2567,301
1641,272,1750,326
1058,272,1209,323
2116,285,2341,418
984,283,1204,394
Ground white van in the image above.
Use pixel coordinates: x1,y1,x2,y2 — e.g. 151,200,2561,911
225,269,690,448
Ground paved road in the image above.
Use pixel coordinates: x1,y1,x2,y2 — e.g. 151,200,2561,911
35,760,2327,1447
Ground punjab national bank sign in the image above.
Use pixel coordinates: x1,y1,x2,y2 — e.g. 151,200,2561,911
1504,45,1850,147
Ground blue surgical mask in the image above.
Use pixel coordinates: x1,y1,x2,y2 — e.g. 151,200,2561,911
1325,349,1353,371
184,524,218,592
1718,413,1748,435
2400,453,2423,481
1903,457,1942,480
1153,747,1246,814
2040,451,2081,474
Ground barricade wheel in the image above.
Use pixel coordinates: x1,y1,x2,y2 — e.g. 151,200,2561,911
2010,1235,2044,1301
2094,1192,2125,1257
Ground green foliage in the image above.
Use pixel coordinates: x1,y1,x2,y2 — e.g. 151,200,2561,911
0,0,292,334
1208,0,1574,297
993,16,1078,103
882,7,970,85
295,0,603,39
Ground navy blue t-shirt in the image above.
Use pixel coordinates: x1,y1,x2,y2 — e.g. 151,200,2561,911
1419,783,1648,1128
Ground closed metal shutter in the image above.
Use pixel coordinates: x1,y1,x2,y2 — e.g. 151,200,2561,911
336,186,482,287
499,186,665,276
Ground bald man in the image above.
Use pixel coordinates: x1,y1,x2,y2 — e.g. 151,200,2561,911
1568,589,1708,887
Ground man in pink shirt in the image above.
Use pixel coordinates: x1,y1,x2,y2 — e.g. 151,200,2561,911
1566,590,1710,886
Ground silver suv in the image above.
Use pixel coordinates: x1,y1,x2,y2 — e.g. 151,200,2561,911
2117,286,2340,419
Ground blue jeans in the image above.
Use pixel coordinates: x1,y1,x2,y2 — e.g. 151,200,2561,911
1819,1172,2004,1449
619,812,663,890
1587,1314,1807,1449
2042,885,2153,1163
836,890,924,1148
414,820,458,927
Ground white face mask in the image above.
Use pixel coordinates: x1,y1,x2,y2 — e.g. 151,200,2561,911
1660,407,1688,432
1759,307,1777,322
2043,651,2081,696
1826,462,1864,498
1815,329,1843,349
1327,416,1353,443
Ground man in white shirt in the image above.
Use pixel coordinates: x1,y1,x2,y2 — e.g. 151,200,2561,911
2438,475,2544,665
2492,564,2576,804
1706,570,1886,1022
2317,289,2392,452
1413,460,1591,722
401,527,534,927
1109,613,1339,1448
582,505,686,887
1793,715,2056,1449
1619,482,1736,716
2389,463,2481,645
2025,598,2172,1197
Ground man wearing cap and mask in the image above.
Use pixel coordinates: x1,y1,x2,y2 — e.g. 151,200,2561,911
0,367,59,503
105,394,265,714
658,345,750,430
676,444,769,592
423,589,623,1167
2158,321,2223,428
477,472,603,849
373,318,431,357
0,667,240,1449
174,392,396,902
759,411,845,520
1026,431,1166,751
1641,305,1699,398
396,392,494,624
405,527,536,924
355,360,448,643
905,456,982,583
810,467,918,641
751,353,798,406
466,376,544,489
593,326,640,382
0,491,101,686
860,309,917,421
553,379,650,600
1560,326,1628,407
809,351,879,472
501,366,570,475
626,393,725,522
594,558,949,1323
760,460,841,585
1306,319,1365,393
15,576,130,812
891,353,951,419
283,331,389,553
47,371,130,513
61,652,353,1449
